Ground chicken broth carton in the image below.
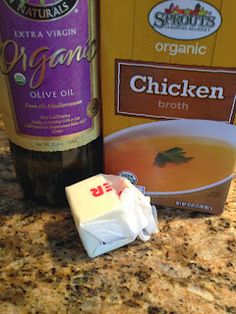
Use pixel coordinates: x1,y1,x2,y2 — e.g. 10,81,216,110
100,0,236,214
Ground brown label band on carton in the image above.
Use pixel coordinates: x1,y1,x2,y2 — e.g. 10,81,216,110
115,60,236,123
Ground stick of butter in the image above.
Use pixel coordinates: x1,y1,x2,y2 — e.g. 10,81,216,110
65,174,158,258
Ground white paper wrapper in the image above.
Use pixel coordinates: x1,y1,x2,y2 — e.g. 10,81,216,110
66,174,158,258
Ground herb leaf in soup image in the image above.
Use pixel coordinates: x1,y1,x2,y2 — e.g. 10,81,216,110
154,147,194,167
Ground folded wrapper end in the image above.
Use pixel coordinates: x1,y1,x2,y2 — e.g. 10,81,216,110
78,227,136,258
65,174,159,258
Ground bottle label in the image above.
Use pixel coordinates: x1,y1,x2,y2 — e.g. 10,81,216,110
0,0,100,152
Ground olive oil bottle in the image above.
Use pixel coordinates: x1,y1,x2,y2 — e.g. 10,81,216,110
0,0,103,206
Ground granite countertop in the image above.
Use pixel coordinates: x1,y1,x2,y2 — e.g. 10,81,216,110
0,120,236,314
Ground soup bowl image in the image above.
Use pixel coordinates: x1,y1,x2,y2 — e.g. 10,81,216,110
104,120,236,201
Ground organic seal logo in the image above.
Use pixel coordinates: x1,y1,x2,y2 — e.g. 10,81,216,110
4,0,79,21
118,171,138,185
148,0,222,40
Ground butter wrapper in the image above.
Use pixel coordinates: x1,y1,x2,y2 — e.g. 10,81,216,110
65,174,158,258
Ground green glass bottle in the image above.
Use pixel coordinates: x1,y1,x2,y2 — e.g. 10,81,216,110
0,0,103,206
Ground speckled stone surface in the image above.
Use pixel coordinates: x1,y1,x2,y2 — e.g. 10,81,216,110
0,119,236,314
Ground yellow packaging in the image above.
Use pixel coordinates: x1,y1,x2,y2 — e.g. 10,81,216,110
100,0,236,214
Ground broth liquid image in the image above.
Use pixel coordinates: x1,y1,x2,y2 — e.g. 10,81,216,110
105,136,235,193
0,0,103,206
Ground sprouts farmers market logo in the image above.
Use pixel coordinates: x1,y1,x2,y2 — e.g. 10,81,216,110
4,0,79,21
148,0,222,40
